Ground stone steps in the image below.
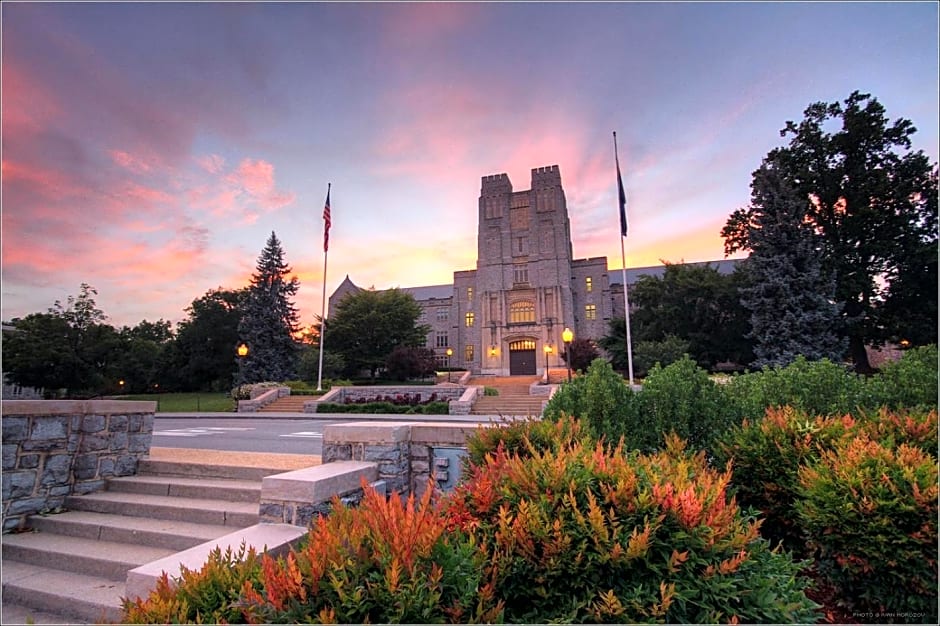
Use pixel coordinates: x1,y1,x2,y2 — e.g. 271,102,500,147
0,459,278,624
258,396,309,412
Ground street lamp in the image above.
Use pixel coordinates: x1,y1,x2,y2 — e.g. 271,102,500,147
543,344,553,381
562,327,574,382
236,343,249,384
445,347,453,382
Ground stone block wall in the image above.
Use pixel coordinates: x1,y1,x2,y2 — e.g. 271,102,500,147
322,421,488,500
2,400,155,531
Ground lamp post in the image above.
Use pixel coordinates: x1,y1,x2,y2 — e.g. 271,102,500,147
236,342,249,384
445,347,453,383
543,344,553,381
562,327,573,382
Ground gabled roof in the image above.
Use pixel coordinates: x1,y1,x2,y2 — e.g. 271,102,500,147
400,285,453,301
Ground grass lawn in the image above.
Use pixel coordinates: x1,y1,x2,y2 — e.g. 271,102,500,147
116,392,235,413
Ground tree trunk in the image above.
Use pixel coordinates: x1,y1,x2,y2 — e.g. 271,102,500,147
849,334,875,375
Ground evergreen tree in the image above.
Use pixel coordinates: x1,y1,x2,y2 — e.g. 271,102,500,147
237,232,300,383
740,162,845,368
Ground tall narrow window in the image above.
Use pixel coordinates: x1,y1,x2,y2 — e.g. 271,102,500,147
465,344,474,362
467,287,473,301
585,276,593,292
585,304,597,320
436,332,449,347
436,308,449,321
513,264,529,285
509,301,536,323
465,312,475,327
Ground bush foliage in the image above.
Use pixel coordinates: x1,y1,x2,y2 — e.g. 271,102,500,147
448,425,819,624
238,485,502,624
797,435,938,622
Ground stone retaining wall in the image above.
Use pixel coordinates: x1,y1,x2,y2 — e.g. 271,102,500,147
2,400,156,531
322,421,488,500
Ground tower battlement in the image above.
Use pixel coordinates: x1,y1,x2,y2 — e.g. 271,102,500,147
531,164,561,187
481,172,512,194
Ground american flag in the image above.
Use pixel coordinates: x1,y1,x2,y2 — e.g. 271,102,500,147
322,184,331,252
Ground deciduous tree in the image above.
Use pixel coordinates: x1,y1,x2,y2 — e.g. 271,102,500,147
325,288,429,381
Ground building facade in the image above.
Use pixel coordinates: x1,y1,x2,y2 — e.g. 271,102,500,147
329,165,738,376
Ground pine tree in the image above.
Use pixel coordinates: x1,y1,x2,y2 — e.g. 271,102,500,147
237,232,300,383
740,162,845,369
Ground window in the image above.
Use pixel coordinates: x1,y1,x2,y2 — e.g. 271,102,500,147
509,339,536,351
585,304,597,320
436,332,449,348
467,287,473,301
509,301,536,324
436,308,449,321
513,264,529,285
465,344,474,362
465,312,475,327
585,276,593,292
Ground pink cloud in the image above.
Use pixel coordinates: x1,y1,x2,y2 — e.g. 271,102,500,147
196,154,226,174
109,149,155,174
226,158,297,210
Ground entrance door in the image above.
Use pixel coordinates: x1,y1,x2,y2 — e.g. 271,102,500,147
509,340,537,375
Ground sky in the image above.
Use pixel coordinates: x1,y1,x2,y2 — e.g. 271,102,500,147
2,1,938,330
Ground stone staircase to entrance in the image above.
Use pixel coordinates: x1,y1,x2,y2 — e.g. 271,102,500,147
258,394,309,413
1,457,296,623
468,376,546,417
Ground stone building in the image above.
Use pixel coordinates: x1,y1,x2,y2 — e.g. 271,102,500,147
329,165,738,376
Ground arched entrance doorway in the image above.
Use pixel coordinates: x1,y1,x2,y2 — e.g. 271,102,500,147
508,339,537,375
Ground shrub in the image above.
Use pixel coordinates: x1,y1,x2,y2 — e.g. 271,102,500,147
714,407,857,552
238,484,503,624
639,355,735,453
122,542,263,623
863,344,938,410
465,416,587,467
723,356,865,421
797,435,938,622
483,386,499,396
543,358,644,447
632,334,690,377
562,337,600,373
230,381,281,401
385,345,437,381
446,430,819,623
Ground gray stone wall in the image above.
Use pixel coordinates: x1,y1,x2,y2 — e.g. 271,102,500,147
325,386,465,404
2,400,155,531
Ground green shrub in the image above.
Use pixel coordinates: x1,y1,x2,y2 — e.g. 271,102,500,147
543,358,645,447
483,386,499,396
639,355,735,453
465,416,587,467
122,542,263,623
446,430,819,623
723,356,865,421
238,485,502,624
633,334,690,377
797,435,938,622
314,401,448,414
863,344,938,410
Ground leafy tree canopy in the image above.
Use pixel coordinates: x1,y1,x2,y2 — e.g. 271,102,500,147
325,288,430,380
174,288,247,391
722,91,938,371
610,262,753,370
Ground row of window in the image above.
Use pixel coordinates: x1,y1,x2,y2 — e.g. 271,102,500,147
436,303,596,329
435,345,475,365
432,280,594,322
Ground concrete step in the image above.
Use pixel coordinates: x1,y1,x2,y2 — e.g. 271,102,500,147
107,474,262,502
1,561,125,623
1,532,173,581
27,510,233,551
65,491,259,527
259,397,309,412
138,458,293,481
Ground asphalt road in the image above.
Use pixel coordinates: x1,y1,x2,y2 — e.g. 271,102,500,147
151,414,494,455
151,417,342,455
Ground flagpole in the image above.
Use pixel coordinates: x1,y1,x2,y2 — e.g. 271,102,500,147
316,183,331,391
613,132,635,386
